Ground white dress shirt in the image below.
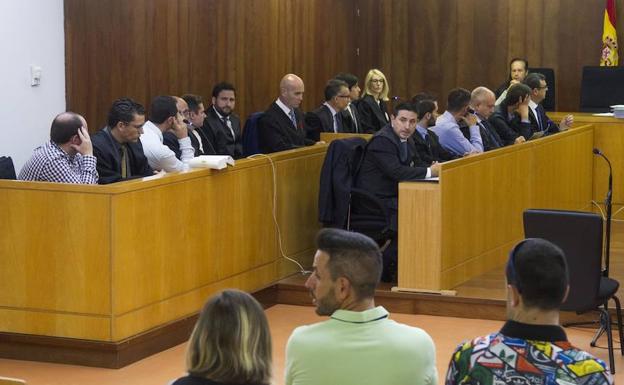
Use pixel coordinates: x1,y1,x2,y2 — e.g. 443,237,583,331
140,120,193,172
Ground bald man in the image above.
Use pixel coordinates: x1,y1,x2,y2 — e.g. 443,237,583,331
258,74,315,154
469,87,504,151
19,112,98,184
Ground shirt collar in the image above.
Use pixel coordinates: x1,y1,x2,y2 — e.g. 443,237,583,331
528,99,538,110
276,98,292,116
323,102,338,116
212,105,225,120
500,320,567,342
330,306,389,324
48,140,73,160
416,124,428,138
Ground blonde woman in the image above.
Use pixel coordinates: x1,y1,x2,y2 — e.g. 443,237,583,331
172,290,272,385
357,69,391,133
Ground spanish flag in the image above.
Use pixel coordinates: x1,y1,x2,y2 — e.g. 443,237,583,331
600,0,619,66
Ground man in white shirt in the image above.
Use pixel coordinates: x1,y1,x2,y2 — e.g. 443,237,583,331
524,73,573,135
140,95,194,172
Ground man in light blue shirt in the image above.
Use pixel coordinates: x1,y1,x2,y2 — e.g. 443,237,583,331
433,88,483,156
285,229,438,385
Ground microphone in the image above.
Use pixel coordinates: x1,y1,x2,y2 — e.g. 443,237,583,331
594,147,613,277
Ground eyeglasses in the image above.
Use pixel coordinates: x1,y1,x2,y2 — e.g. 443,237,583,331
370,79,385,84
539,86,549,91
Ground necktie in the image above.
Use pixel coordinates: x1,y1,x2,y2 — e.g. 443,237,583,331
334,113,343,133
289,109,297,129
349,105,359,133
222,116,236,139
120,145,128,178
399,141,408,163
535,106,544,131
479,121,501,148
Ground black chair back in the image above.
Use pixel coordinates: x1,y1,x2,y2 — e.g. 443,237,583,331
523,209,603,312
580,66,624,112
0,156,16,180
530,67,556,111
242,112,264,156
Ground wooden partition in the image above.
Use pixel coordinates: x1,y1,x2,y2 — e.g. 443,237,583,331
0,145,325,365
397,125,594,291
551,113,624,206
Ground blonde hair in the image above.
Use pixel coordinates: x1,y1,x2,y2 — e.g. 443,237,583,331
186,289,272,385
363,68,390,101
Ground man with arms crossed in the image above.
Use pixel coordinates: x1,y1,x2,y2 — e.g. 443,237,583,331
286,228,438,385
446,238,613,385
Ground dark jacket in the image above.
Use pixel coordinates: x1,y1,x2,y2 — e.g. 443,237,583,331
257,102,314,154
163,128,205,159
528,103,559,135
340,102,362,133
411,128,457,166
91,127,153,184
305,104,340,141
204,106,244,158
488,104,536,144
357,94,389,133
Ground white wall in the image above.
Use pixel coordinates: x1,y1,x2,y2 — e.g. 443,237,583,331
0,0,65,173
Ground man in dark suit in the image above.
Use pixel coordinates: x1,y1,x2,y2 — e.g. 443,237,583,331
164,96,211,158
524,73,573,135
411,98,457,166
335,73,362,133
92,98,154,184
469,87,505,151
258,73,315,154
304,79,351,141
488,84,535,145
201,82,244,158
356,102,439,281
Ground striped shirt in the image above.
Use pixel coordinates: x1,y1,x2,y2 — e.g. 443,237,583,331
18,141,98,184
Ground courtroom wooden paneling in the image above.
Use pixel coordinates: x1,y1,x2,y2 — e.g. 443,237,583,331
398,125,594,291
64,0,358,131
354,0,624,111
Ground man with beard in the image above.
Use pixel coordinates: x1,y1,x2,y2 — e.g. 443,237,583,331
285,228,438,385
411,97,457,166
201,82,243,158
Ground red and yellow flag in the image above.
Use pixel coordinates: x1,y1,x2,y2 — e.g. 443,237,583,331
601,0,619,66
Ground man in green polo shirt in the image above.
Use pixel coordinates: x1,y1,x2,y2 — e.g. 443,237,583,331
285,228,438,385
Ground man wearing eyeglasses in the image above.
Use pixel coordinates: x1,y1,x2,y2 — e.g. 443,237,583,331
92,98,154,184
445,238,613,385
304,79,352,141
524,73,573,135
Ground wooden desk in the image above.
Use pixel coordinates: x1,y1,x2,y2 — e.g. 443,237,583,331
0,145,325,366
397,124,594,291
551,112,624,205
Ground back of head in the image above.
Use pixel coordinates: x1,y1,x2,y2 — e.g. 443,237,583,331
504,83,532,106
446,88,471,112
411,92,436,106
523,73,546,91
50,112,84,144
506,238,568,310
182,94,204,113
186,289,272,385
324,79,348,101
316,228,382,300
415,99,436,120
149,95,178,124
108,98,145,128
211,82,236,98
334,73,359,89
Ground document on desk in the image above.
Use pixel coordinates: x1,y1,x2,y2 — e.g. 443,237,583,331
188,155,235,170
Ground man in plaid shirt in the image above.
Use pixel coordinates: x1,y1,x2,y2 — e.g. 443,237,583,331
19,112,98,184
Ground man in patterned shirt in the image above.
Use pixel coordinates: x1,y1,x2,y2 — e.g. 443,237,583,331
19,112,98,184
446,238,613,385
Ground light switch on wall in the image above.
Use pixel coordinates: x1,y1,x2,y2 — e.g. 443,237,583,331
30,65,42,87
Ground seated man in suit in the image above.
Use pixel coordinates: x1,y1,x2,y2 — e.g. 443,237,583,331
446,238,613,385
19,112,98,184
469,87,505,151
411,98,456,166
334,72,362,133
488,84,535,145
286,228,438,385
524,73,573,135
201,82,244,158
258,73,315,154
304,79,351,141
356,102,439,281
164,96,209,158
140,95,193,172
432,88,483,156
92,98,154,184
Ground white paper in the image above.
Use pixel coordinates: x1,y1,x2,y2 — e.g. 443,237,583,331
188,155,235,170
